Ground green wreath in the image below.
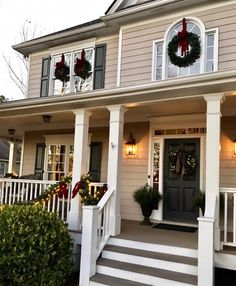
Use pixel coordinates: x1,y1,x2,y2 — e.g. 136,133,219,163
74,59,91,80
54,64,70,82
168,32,201,68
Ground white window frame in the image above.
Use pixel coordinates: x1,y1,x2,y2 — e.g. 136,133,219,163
49,46,95,96
152,17,218,81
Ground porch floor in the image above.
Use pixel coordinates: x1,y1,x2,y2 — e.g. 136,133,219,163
115,219,198,249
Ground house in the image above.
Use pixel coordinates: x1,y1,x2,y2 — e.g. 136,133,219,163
0,0,236,285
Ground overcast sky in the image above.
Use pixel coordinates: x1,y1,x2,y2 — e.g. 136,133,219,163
0,0,112,100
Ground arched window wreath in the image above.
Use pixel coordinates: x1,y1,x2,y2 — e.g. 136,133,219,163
153,17,217,81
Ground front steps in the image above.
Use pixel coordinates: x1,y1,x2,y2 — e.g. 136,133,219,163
90,237,198,286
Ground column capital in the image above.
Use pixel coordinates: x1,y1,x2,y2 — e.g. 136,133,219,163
203,93,225,103
73,109,92,117
106,105,127,114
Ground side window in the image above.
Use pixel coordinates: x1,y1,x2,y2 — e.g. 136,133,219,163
154,42,163,80
206,33,216,72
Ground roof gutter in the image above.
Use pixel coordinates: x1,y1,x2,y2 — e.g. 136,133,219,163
13,21,107,56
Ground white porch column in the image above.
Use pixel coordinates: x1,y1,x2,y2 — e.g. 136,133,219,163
68,109,90,231
204,94,224,249
8,141,18,175
107,105,126,236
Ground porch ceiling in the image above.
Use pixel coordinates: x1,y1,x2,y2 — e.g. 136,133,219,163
0,97,207,140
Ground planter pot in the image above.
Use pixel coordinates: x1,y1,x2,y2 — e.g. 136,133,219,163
140,204,154,225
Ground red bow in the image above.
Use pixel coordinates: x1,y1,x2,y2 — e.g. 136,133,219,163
58,182,68,199
178,18,189,56
72,181,82,198
56,53,65,69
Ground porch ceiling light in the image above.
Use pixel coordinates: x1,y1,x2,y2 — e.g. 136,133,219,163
42,115,52,123
125,132,136,156
8,129,15,136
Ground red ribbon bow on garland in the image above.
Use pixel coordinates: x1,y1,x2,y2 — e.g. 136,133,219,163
178,18,189,56
58,182,68,199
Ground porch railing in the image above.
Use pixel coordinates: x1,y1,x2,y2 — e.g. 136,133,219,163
79,188,114,286
220,188,236,248
0,178,105,224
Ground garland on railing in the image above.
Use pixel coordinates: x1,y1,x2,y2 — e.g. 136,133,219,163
72,173,107,205
33,175,72,205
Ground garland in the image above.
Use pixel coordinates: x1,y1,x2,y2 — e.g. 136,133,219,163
168,150,197,177
54,54,70,82
168,18,201,68
74,49,91,80
72,173,107,205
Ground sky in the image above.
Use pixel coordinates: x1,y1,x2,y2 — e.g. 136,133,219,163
0,0,112,100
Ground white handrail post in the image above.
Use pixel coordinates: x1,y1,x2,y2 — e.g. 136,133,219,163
198,217,215,286
79,205,99,286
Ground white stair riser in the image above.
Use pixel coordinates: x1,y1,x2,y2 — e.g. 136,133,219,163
102,250,198,275
96,265,196,286
90,281,108,286
108,238,198,258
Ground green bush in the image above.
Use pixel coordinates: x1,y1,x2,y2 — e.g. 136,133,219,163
0,205,73,286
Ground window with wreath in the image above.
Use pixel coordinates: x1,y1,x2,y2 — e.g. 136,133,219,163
153,18,218,81
50,48,94,95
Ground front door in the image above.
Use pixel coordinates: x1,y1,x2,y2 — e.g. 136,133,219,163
163,138,200,223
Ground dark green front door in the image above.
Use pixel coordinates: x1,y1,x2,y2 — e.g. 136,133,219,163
163,138,200,223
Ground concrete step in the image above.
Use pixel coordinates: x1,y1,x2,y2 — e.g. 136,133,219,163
96,258,198,286
102,244,198,275
90,273,150,286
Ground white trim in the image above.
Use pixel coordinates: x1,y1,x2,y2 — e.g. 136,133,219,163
121,0,236,30
117,28,123,87
106,0,124,15
152,39,164,82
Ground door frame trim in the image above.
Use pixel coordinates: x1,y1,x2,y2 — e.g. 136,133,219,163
149,132,206,222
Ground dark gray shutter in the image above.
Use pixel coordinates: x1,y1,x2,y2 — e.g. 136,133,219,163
34,144,45,179
40,57,51,97
89,142,102,182
93,44,106,90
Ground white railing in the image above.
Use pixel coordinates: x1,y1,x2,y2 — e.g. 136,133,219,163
0,178,72,222
220,188,236,247
79,188,114,286
96,188,114,258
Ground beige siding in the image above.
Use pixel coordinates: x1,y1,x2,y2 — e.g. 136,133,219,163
22,132,45,175
121,4,236,86
220,116,236,188
102,36,119,90
121,122,149,221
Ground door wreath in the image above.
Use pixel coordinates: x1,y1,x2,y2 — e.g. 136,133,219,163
168,150,197,177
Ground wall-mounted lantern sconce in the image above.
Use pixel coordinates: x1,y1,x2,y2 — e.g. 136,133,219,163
8,129,15,136
42,115,52,123
125,132,136,156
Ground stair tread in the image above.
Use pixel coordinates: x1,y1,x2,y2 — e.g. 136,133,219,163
91,273,150,286
104,244,197,266
97,258,197,285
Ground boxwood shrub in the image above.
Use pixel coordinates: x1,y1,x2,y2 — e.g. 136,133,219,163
0,204,73,286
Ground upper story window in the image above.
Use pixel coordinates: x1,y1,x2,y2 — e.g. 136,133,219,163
40,44,107,97
50,48,94,95
153,18,218,81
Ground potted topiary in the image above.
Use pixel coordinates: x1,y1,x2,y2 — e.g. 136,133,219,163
133,184,162,225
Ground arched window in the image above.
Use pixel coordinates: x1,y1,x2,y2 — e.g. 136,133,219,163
153,18,218,81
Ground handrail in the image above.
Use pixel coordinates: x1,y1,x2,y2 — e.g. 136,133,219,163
0,178,57,185
96,188,114,258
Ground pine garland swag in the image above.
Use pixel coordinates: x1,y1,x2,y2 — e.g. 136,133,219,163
168,32,201,68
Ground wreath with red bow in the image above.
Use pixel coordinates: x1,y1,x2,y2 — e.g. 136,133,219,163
54,54,70,82
168,18,201,68
74,49,91,80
